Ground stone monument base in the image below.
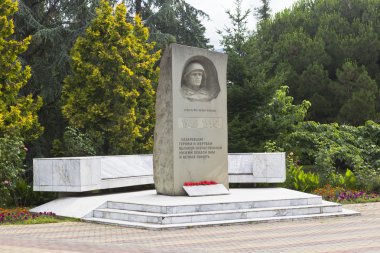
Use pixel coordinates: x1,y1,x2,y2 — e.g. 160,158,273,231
31,188,359,230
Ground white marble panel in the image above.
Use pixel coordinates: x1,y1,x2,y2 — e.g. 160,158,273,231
101,155,153,179
308,197,322,205
52,159,81,186
80,158,101,186
290,198,308,206
127,214,150,223
322,206,341,213
93,210,103,218
172,205,198,213
252,153,286,179
167,216,191,224
247,210,277,219
228,154,253,174
33,159,53,186
99,176,154,190
229,175,256,183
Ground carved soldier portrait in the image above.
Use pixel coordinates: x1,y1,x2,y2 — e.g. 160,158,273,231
181,56,220,102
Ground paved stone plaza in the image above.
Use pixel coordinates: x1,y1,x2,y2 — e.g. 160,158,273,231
1,202,379,253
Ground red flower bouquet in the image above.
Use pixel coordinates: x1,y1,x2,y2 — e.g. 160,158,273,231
183,181,218,187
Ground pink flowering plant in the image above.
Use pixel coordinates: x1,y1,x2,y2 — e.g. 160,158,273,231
0,208,56,224
313,185,380,203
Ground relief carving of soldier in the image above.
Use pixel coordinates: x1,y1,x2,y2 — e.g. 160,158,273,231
181,57,220,102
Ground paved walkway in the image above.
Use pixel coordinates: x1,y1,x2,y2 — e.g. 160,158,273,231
1,202,379,253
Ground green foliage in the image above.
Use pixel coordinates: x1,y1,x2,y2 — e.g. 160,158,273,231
229,85,310,152
246,0,380,124
335,61,378,125
254,0,271,22
279,120,380,190
14,0,99,157
284,154,320,192
327,169,357,189
0,0,43,141
126,0,211,49
51,127,96,157
62,0,160,155
217,0,251,85
0,136,26,207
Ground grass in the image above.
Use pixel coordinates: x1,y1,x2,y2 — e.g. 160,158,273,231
2,216,79,225
3,216,79,225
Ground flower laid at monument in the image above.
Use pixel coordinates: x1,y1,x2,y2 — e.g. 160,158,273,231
183,181,218,186
183,181,229,197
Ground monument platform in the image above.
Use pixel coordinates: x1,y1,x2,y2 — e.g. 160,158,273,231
31,188,359,230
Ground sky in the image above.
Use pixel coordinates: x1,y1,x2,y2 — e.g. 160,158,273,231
185,0,298,49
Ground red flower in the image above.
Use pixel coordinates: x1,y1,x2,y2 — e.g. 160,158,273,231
183,181,218,187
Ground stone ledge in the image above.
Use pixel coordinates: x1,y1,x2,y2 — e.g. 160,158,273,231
33,153,285,192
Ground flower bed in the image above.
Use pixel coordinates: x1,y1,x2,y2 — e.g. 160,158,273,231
0,208,55,224
313,185,380,203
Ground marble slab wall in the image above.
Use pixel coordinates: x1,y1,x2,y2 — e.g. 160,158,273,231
33,153,285,192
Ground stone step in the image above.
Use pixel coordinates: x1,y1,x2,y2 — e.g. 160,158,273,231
84,208,360,230
93,201,341,225
106,196,322,214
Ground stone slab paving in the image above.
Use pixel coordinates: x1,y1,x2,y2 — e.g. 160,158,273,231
1,202,379,253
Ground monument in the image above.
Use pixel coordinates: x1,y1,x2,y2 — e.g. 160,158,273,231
153,44,229,196
31,44,358,229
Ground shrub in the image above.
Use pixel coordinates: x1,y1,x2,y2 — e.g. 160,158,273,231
284,154,320,193
51,126,96,157
0,136,26,207
280,121,380,187
327,169,357,189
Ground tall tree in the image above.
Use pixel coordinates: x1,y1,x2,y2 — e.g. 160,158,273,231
62,0,160,155
0,0,43,141
254,0,271,22
335,61,378,125
217,0,251,85
14,0,99,157
126,0,211,49
246,0,380,125
0,0,43,206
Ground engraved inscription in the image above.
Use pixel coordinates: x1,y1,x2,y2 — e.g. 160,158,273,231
178,137,223,160
178,118,222,129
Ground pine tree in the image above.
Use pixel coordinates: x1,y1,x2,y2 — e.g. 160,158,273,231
0,0,43,141
247,0,380,124
254,0,271,22
62,0,160,155
126,0,211,49
336,61,378,125
14,0,100,157
217,0,251,85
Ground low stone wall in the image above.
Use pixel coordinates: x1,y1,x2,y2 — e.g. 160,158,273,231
33,153,285,192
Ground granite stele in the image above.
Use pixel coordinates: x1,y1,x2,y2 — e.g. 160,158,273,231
153,44,229,196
